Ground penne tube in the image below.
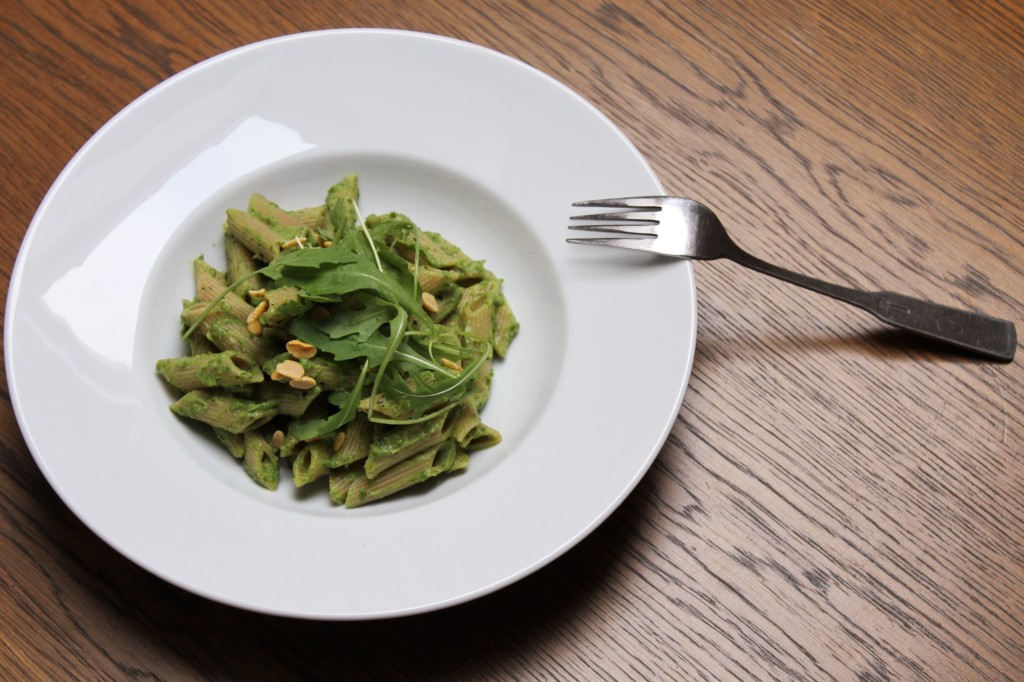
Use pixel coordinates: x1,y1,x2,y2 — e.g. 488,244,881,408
414,264,456,294
492,299,519,358
346,441,461,508
224,231,264,296
416,231,465,269
457,286,494,341
255,381,322,417
428,288,460,322
248,192,305,237
181,299,274,360
292,440,332,487
243,429,279,491
448,401,481,443
289,204,326,234
181,299,232,331
200,314,280,365
169,389,278,434
326,412,372,468
193,256,226,286
187,329,218,356
364,415,448,479
156,350,264,391
328,468,360,506
451,449,470,473
347,446,439,507
461,422,502,451
358,392,413,421
325,173,359,239
225,208,281,262
260,353,358,392
214,428,246,459
261,286,311,327
194,258,253,319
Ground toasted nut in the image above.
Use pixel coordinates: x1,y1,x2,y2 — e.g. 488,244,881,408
274,359,305,381
245,299,269,335
248,288,266,299
332,431,346,453
248,299,269,320
271,430,285,449
440,357,463,372
289,375,317,390
322,240,333,247
281,236,307,250
286,339,317,359
421,291,439,314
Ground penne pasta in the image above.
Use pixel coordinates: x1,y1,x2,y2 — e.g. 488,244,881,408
202,314,280,365
156,350,264,391
256,381,322,417
364,415,448,480
345,441,463,508
328,468,361,506
461,422,502,451
292,440,332,487
448,401,481,444
169,389,278,434
260,286,310,327
492,299,519,358
248,192,306,238
288,204,326,234
327,412,372,468
224,232,264,297
225,208,281,262
158,173,517,506
214,428,246,459
243,429,279,490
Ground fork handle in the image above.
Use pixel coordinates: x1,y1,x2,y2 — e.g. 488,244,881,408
729,250,1017,361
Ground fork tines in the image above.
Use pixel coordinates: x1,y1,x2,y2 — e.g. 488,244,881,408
571,196,670,209
567,196,666,241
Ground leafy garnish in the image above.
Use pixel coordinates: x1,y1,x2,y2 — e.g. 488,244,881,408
379,343,491,416
367,307,408,421
263,230,429,325
310,294,399,342
351,197,382,273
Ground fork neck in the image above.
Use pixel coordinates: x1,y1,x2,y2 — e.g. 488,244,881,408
727,247,875,310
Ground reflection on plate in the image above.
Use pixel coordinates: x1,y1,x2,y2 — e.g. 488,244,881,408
5,29,696,619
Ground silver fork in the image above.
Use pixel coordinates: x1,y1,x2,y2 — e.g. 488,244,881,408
568,196,1016,361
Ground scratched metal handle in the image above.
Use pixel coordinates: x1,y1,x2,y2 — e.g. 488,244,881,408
867,292,1016,361
731,250,1017,361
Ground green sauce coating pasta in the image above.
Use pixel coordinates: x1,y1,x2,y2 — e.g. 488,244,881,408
156,174,518,506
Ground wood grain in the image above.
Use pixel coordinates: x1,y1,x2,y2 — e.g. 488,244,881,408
1,1,1021,679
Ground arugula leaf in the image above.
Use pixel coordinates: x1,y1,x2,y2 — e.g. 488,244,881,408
263,230,428,325
312,294,399,342
288,312,447,376
379,344,492,417
289,316,391,365
367,307,408,420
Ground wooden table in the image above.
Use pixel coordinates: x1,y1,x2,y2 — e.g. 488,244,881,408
2,2,1021,679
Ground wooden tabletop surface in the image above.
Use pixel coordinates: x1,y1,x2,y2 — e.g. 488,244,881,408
2,1,1021,679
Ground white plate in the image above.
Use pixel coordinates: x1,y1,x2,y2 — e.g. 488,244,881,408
6,29,696,619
